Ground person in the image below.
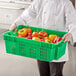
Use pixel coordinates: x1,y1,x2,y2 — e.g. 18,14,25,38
10,0,76,76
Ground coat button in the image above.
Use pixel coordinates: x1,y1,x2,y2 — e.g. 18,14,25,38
44,11,46,14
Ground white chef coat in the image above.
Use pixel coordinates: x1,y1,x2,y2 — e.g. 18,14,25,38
14,0,76,62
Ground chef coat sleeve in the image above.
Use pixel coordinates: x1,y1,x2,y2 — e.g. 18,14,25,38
14,0,39,25
65,0,76,45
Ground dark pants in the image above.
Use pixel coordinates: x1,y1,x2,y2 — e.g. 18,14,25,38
37,60,65,76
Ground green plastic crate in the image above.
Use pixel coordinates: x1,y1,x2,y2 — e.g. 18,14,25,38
3,25,67,62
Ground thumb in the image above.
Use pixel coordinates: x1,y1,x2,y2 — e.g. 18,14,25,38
9,23,17,30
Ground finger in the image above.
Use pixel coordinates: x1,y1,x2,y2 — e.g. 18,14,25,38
65,36,71,42
62,37,65,39
63,39,68,43
62,34,67,39
13,29,17,33
15,29,17,32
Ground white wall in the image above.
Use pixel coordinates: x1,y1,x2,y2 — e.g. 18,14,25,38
0,0,31,29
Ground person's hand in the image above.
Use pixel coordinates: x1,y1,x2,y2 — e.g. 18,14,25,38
9,23,17,32
62,33,72,43
10,23,17,30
